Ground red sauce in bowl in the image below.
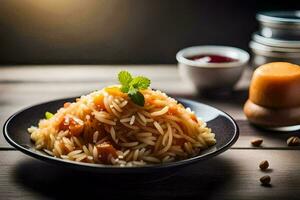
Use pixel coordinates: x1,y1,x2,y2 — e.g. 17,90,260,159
187,54,238,63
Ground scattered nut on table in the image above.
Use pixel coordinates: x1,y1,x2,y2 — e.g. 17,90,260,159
251,138,263,147
259,160,269,171
260,175,271,186
287,136,300,146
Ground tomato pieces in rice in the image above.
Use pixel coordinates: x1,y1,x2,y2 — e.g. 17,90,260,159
59,115,84,137
96,142,118,164
190,114,198,122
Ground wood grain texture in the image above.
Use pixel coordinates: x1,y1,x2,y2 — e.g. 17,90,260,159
0,150,299,200
232,121,300,149
0,64,251,86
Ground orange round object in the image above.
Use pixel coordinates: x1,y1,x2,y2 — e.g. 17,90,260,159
249,62,300,108
244,62,300,127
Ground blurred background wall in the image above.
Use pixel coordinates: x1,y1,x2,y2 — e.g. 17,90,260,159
0,0,299,65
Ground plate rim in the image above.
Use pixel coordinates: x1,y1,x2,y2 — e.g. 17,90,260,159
3,97,239,171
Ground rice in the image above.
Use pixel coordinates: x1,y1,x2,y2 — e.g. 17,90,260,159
93,131,99,143
137,112,147,124
129,115,135,125
93,112,116,125
119,142,139,147
153,121,164,135
28,86,216,166
150,106,169,117
136,132,152,137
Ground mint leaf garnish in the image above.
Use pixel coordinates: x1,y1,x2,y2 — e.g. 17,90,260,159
129,91,145,106
129,76,150,89
118,71,133,86
118,71,151,106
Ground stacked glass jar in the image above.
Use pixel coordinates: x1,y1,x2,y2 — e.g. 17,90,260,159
250,11,300,68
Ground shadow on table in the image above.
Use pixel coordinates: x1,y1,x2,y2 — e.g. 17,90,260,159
176,88,249,107
13,156,235,199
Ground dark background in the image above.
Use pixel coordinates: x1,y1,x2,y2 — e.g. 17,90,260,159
0,0,299,65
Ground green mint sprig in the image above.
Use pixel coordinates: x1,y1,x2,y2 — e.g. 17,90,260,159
118,71,151,106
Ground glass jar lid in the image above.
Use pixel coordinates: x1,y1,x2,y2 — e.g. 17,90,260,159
250,41,300,58
257,11,300,28
253,33,300,48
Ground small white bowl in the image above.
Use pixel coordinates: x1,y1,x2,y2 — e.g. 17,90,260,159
176,46,249,91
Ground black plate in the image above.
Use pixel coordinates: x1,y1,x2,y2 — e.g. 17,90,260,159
3,97,239,182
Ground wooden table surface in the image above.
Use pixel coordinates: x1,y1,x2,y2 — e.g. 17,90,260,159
1,65,299,200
